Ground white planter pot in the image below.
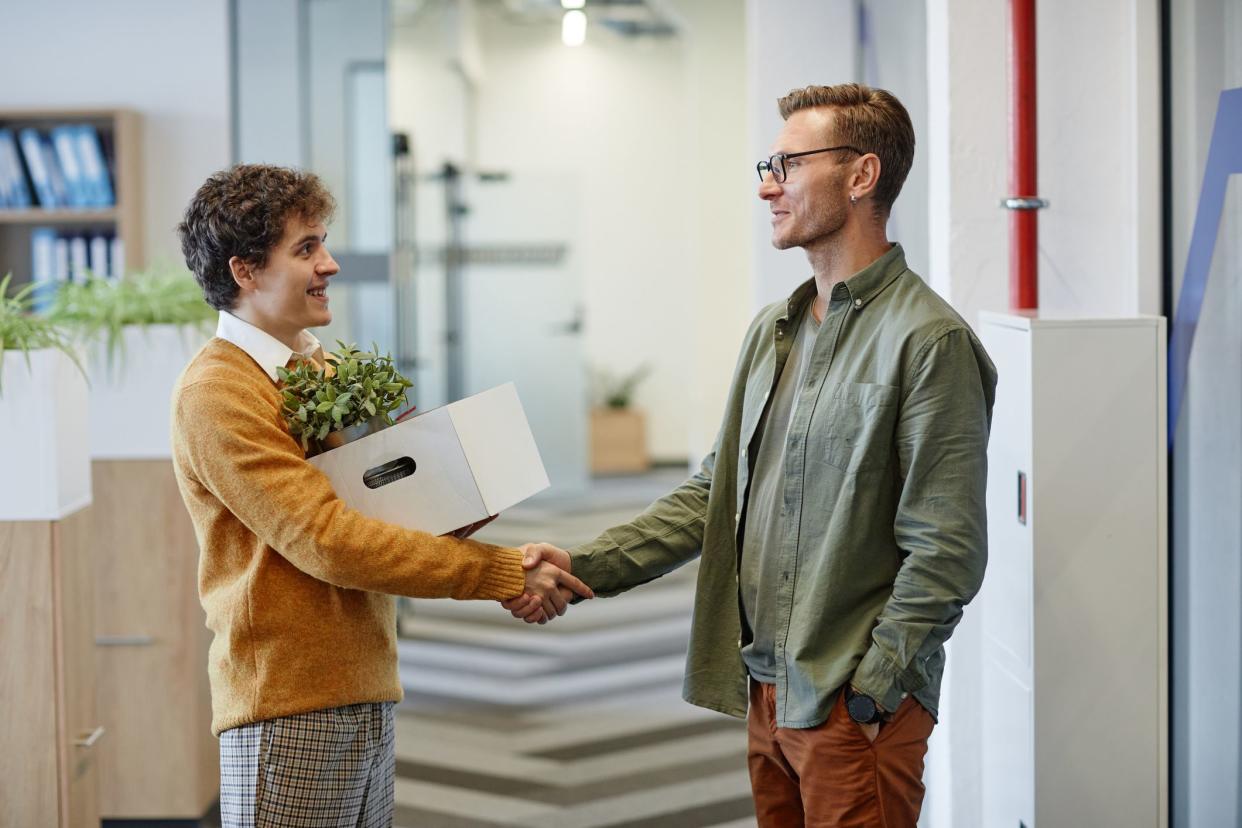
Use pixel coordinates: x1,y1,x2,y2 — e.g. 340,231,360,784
0,348,91,520
87,324,210,460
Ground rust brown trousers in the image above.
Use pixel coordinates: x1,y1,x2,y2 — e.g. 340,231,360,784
747,681,935,827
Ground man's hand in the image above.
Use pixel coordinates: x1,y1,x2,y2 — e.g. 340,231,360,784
444,514,498,540
501,543,589,624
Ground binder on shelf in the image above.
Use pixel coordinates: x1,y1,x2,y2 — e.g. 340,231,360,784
18,128,58,208
75,125,114,207
110,236,125,280
30,228,58,311
68,235,88,282
89,234,109,279
51,126,90,208
54,237,70,283
42,136,70,207
0,130,31,208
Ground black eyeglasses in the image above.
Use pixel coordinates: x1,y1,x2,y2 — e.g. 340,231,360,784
756,145,864,183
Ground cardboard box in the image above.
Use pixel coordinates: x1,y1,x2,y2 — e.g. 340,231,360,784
309,382,549,536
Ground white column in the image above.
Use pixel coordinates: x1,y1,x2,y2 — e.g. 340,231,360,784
1036,0,1161,316
925,1,1009,826
666,0,754,465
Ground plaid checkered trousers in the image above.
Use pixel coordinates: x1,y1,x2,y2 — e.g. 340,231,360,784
219,702,396,827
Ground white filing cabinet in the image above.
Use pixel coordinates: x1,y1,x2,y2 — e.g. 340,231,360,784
978,313,1167,828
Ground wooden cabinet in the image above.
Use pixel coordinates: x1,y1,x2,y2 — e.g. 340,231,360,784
0,508,101,828
91,460,217,819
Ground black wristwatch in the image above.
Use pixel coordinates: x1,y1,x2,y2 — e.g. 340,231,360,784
845,686,884,724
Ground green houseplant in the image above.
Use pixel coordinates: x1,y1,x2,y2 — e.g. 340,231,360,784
0,273,84,394
0,272,92,521
48,264,215,368
593,363,652,409
278,340,414,456
45,264,216,459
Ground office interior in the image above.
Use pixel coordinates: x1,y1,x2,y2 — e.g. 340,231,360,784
0,0,1238,826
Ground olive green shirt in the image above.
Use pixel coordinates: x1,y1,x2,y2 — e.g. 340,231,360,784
570,243,997,727
740,304,820,683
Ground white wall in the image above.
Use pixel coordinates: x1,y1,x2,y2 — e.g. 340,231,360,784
864,0,929,279
476,12,691,466
390,1,750,463
746,0,857,309
0,0,231,267
665,0,752,465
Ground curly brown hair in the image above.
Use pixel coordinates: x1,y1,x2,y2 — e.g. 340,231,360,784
777,83,914,217
177,164,336,311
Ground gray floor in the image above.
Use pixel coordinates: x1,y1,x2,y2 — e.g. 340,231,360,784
392,469,756,827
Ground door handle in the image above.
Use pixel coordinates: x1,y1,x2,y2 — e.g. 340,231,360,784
550,305,585,335
74,726,105,749
96,635,155,647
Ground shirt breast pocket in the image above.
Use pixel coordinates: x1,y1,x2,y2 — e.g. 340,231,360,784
813,382,900,473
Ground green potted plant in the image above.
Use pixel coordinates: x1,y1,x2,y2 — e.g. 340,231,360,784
49,264,215,459
0,273,92,520
589,363,651,474
278,340,414,457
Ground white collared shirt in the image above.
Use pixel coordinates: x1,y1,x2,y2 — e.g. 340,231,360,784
215,311,322,383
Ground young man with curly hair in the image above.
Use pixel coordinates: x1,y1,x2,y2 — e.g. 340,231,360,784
172,164,591,827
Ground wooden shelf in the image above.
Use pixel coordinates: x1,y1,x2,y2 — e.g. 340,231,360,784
0,108,142,280
0,208,118,225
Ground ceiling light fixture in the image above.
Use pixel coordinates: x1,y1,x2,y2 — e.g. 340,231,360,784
561,0,585,9
562,10,586,46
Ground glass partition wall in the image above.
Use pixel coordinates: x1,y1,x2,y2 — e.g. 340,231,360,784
231,0,592,490
1168,1,1242,825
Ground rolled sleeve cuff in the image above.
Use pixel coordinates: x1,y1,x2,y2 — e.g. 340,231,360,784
852,646,924,713
566,538,617,601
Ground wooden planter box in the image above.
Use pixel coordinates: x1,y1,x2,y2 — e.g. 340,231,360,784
590,407,649,474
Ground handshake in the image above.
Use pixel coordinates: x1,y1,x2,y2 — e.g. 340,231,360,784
503,542,594,625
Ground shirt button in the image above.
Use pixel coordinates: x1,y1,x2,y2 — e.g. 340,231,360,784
854,298,863,309
735,512,741,523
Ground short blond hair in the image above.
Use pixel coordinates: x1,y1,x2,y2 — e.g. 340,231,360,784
778,83,914,216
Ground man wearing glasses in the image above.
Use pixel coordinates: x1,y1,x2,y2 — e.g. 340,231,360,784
511,83,996,827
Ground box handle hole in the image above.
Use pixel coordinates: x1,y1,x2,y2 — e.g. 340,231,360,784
363,457,417,489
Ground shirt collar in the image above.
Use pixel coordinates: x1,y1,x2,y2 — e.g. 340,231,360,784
781,242,909,321
215,311,322,383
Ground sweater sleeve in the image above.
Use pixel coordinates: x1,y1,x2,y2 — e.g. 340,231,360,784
174,378,526,600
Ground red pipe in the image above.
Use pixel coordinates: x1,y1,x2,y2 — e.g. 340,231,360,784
1008,0,1039,310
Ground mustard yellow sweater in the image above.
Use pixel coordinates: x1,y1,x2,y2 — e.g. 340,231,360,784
171,338,526,735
